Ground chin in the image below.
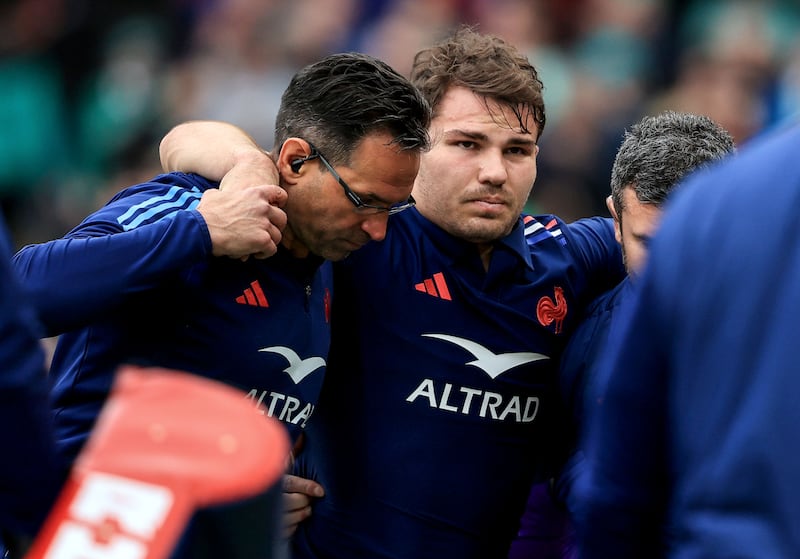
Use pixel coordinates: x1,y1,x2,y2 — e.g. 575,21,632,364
321,247,352,261
468,216,515,238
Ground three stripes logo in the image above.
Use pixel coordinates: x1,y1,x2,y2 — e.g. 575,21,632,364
236,280,269,307
116,185,203,231
414,272,451,301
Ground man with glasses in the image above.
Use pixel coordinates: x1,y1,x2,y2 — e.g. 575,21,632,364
293,142,416,215
12,51,429,550
159,27,625,558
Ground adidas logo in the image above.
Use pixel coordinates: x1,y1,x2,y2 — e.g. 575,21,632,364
236,280,269,307
414,272,451,300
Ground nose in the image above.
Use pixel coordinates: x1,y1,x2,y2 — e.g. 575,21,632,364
361,213,389,242
478,150,508,186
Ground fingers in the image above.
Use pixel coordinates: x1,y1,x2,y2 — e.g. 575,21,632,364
250,208,284,259
249,220,284,260
283,474,325,538
266,184,289,209
283,504,311,538
268,199,288,231
227,188,285,259
190,145,285,259
283,490,312,538
197,186,287,259
283,474,324,497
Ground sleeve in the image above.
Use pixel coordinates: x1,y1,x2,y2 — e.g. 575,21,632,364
574,271,671,558
0,215,63,535
12,175,214,336
562,217,625,301
554,299,612,514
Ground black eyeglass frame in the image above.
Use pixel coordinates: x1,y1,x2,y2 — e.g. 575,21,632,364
304,142,416,215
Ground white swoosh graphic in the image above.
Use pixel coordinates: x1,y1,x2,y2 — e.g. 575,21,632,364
423,334,549,379
258,346,326,384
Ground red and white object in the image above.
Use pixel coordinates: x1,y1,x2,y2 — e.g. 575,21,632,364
26,365,289,559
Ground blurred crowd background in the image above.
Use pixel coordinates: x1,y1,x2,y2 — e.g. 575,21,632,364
2,0,800,249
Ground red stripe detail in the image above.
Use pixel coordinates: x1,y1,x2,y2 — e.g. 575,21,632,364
424,278,437,297
235,295,246,304
415,282,427,293
523,215,534,224
544,218,557,230
250,280,268,307
243,289,257,306
433,273,451,301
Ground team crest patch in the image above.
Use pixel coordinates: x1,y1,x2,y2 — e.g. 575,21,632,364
536,286,567,334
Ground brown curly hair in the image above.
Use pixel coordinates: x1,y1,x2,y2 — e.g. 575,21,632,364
410,25,546,138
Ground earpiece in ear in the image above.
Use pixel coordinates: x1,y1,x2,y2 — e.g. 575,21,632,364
290,150,317,173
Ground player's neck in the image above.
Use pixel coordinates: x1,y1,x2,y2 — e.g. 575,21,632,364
280,224,310,259
477,243,493,272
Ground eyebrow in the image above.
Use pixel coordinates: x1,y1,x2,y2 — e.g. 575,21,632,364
356,190,393,205
340,172,397,206
443,129,537,147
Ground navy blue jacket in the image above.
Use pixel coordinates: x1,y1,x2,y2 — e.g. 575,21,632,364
0,214,61,537
293,208,623,558
577,124,800,558
550,276,633,511
14,173,332,466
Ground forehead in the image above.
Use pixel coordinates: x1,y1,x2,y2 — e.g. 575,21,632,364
433,86,539,140
349,133,420,175
345,132,420,198
620,187,663,231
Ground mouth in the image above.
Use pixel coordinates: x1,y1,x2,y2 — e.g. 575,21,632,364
469,197,508,211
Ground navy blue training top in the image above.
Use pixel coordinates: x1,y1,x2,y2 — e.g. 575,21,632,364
577,124,800,558
0,214,62,536
293,208,623,559
13,173,332,465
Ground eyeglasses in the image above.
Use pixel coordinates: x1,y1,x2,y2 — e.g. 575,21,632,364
305,142,416,215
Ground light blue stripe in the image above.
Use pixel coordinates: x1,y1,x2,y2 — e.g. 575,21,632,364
118,189,203,231
117,185,186,225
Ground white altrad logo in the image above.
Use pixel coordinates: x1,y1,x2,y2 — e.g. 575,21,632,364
422,334,549,379
258,346,326,384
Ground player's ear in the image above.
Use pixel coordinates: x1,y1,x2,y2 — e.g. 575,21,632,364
606,196,622,243
279,138,314,178
605,195,617,220
290,158,305,173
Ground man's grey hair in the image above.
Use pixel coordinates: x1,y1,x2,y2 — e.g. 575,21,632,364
610,111,735,217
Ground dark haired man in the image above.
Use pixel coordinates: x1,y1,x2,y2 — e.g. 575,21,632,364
512,111,735,558
13,51,429,479
577,122,800,558
561,110,734,477
160,27,624,558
